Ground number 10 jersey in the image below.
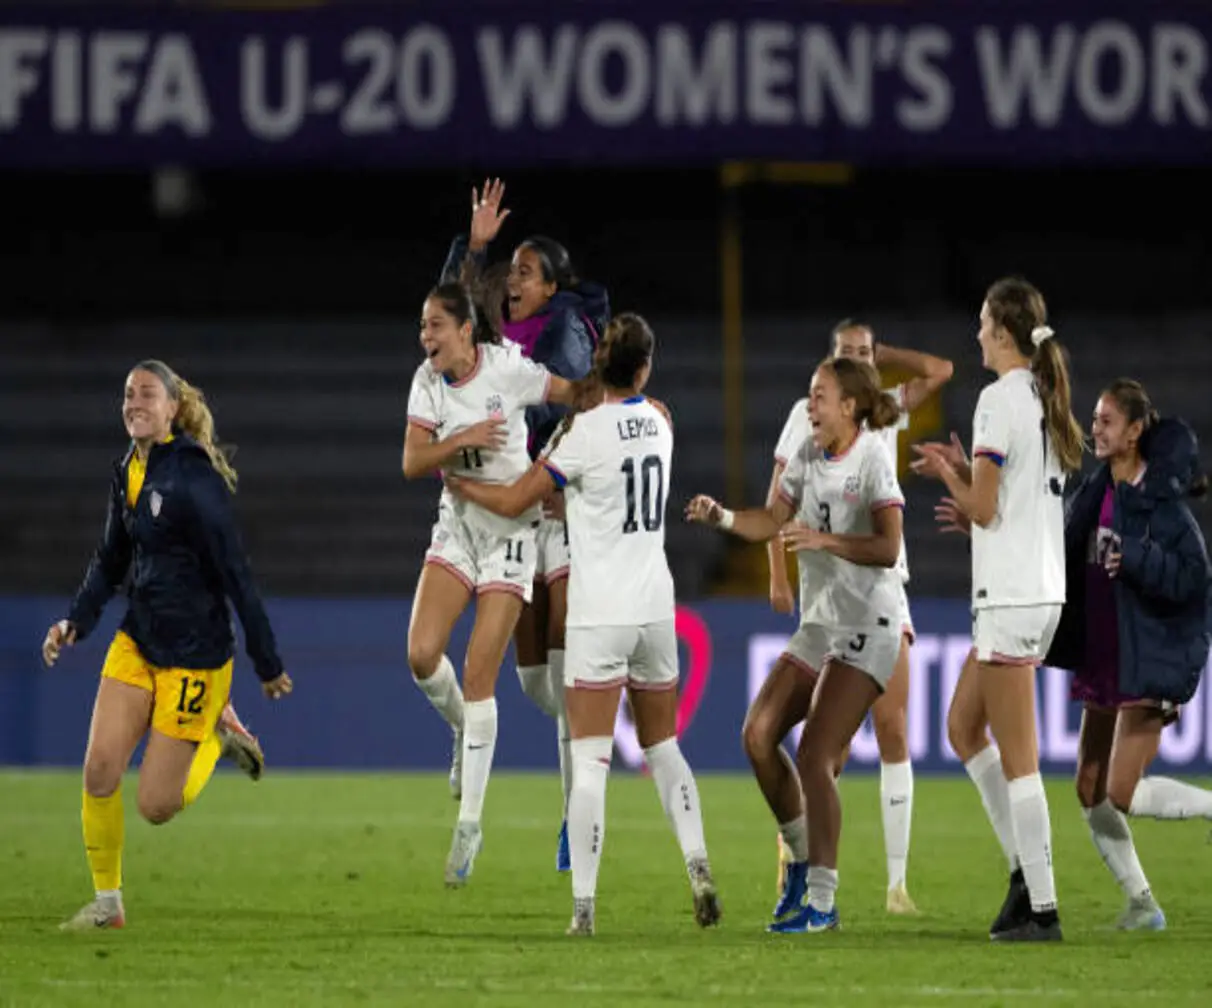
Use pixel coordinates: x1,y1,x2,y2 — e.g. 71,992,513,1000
543,396,675,628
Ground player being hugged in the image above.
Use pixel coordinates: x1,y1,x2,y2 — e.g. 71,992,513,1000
402,281,589,887
440,179,611,871
689,357,904,934
768,319,954,915
43,360,292,932
914,277,1084,942
447,314,719,936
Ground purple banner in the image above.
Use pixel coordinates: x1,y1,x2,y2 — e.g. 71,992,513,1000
1,2,1210,167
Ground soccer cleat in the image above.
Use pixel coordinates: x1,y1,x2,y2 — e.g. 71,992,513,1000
886,881,919,915
444,820,482,887
59,897,125,932
566,897,595,936
992,911,1063,943
773,861,809,921
556,820,571,873
688,857,722,928
1117,895,1166,931
449,727,464,801
217,704,265,781
767,902,839,934
989,867,1031,938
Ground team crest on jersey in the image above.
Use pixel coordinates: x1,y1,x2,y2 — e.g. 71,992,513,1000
843,475,861,502
485,394,504,417
149,491,162,518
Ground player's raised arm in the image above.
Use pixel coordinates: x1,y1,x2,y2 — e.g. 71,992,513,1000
447,460,557,520
874,342,954,413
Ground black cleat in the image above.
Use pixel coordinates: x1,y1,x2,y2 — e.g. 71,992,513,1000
989,867,1031,938
992,910,1063,943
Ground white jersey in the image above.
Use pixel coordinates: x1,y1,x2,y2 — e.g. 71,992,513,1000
407,341,551,536
971,367,1066,609
774,385,910,581
779,429,905,629
544,396,676,628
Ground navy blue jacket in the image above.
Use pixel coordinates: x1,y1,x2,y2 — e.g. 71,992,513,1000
66,434,285,682
441,235,610,458
1046,418,1211,704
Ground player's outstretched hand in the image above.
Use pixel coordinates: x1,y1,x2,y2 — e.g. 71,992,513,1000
263,672,293,700
41,620,76,668
685,494,724,526
910,441,954,481
469,178,510,253
934,497,971,536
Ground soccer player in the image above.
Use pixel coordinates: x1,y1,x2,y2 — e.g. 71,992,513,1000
447,314,719,936
43,360,292,931
768,321,953,914
939,380,1211,929
441,179,610,870
402,282,589,887
689,358,905,933
913,277,1084,942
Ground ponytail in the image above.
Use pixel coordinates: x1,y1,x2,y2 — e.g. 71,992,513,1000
867,390,902,431
1031,337,1085,473
824,357,902,432
134,359,238,492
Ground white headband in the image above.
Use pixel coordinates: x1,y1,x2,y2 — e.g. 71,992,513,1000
1031,325,1055,347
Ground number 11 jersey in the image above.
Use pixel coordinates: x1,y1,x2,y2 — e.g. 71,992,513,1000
543,396,675,628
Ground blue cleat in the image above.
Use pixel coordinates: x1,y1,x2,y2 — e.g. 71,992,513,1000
773,861,808,920
767,902,840,934
556,820,571,873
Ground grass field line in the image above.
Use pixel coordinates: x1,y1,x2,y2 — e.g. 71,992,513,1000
28,976,1199,1001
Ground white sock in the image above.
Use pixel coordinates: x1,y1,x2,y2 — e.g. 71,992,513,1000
1129,776,1212,819
778,815,809,863
1007,772,1057,913
413,655,465,730
964,746,1018,871
807,865,838,913
549,650,573,816
457,699,497,824
517,664,558,719
96,889,122,909
880,760,913,889
569,736,612,900
1084,799,1151,901
644,738,708,863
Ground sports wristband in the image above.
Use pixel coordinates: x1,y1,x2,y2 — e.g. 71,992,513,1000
719,508,735,530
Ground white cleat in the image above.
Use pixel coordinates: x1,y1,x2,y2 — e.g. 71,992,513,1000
886,882,920,916
217,704,265,781
59,897,125,932
1117,895,1166,931
688,857,722,928
449,727,464,801
566,897,595,936
444,820,482,887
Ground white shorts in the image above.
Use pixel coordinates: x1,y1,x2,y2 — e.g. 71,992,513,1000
896,585,915,643
973,604,1062,666
534,515,570,584
781,620,901,690
424,503,538,602
565,621,678,692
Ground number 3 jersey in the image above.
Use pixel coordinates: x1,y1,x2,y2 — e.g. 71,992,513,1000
778,430,905,629
970,367,1065,610
543,396,675,628
407,342,552,537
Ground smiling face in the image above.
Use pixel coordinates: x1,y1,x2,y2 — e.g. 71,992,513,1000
507,246,557,322
833,325,874,364
123,368,176,443
420,295,473,373
1091,392,1142,461
807,366,855,451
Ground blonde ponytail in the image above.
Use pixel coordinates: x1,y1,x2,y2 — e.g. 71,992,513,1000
175,377,238,492
133,359,238,492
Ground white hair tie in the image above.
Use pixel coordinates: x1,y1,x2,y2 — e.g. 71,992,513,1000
1031,325,1055,347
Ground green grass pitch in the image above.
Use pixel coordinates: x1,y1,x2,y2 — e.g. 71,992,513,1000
2,770,1211,1007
